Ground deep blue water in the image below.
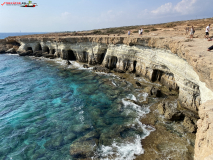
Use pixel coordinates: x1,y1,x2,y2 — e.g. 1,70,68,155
0,33,47,39
0,54,154,160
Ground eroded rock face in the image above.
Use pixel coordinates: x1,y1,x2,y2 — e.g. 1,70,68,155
16,39,212,113
158,101,184,121
195,100,213,160
157,100,198,133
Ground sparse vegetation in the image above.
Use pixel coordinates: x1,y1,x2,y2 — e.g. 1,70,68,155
92,30,102,35
151,28,158,31
164,23,176,28
144,30,150,32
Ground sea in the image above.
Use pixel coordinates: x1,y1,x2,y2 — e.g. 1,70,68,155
0,32,47,39
0,33,156,160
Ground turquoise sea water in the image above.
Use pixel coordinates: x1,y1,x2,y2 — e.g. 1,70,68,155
0,54,155,160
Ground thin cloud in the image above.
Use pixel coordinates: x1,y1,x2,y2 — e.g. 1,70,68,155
151,3,173,15
150,0,210,16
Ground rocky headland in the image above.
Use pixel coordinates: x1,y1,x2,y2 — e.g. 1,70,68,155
1,25,213,159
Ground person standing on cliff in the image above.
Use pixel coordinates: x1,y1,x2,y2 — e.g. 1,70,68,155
138,29,141,36
141,28,143,36
205,24,210,39
128,31,130,36
190,26,195,40
185,27,189,35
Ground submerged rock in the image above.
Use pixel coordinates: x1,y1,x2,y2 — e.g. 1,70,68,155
83,64,89,68
64,132,77,143
19,50,33,56
70,131,99,158
44,136,64,150
70,124,91,133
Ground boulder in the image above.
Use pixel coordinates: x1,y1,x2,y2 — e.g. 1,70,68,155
0,50,5,54
183,116,196,133
70,131,99,158
43,53,55,59
6,48,16,53
34,51,42,57
66,60,71,65
19,50,33,56
83,64,89,68
158,101,184,121
136,81,142,87
150,86,162,97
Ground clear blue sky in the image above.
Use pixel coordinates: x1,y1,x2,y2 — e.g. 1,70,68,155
0,0,212,32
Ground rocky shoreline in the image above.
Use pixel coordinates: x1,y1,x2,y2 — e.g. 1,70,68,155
1,35,213,159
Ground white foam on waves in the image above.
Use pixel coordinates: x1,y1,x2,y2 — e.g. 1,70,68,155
94,94,155,160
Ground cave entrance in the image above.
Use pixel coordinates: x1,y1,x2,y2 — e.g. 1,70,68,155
100,49,107,64
43,46,50,54
152,69,163,82
35,43,42,51
83,51,88,62
67,50,76,60
51,49,55,55
27,47,32,51
133,60,137,72
107,56,117,69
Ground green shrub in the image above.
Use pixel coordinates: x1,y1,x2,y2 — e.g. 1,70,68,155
133,30,138,33
151,28,158,31
144,30,150,32
164,23,176,28
92,30,102,34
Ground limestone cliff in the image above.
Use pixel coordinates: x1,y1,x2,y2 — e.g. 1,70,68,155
5,36,213,159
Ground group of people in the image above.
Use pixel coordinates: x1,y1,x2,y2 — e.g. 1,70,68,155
127,28,143,36
186,24,211,40
127,24,213,51
205,24,213,51
185,24,212,51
